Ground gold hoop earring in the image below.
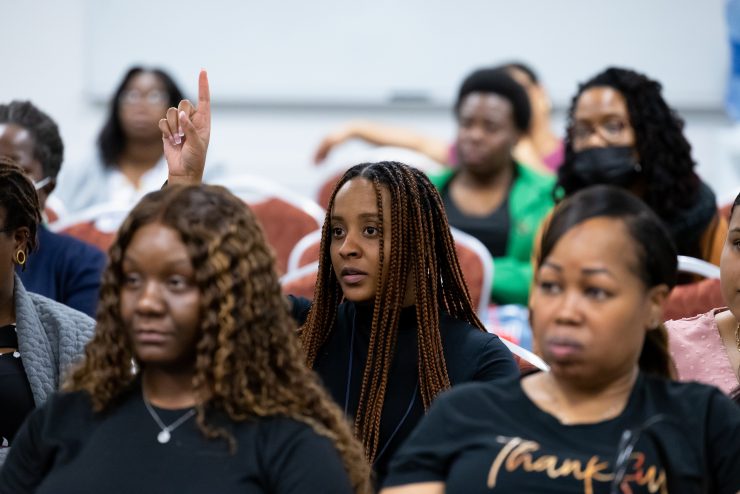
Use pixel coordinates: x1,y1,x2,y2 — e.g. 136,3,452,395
15,250,26,266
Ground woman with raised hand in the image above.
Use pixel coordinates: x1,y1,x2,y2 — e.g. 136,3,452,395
0,183,371,494
157,72,519,486
382,186,740,494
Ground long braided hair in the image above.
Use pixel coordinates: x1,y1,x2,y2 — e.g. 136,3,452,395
299,161,484,462
65,185,371,493
0,158,42,268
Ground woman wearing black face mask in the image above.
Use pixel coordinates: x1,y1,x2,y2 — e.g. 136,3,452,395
556,67,725,268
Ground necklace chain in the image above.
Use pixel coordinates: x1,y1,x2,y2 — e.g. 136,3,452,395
142,395,196,444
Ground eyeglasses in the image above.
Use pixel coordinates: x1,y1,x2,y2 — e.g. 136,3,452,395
118,89,169,107
571,118,632,144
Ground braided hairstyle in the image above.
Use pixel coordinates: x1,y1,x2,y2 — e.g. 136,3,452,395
558,67,699,219
299,161,484,462
0,157,42,266
65,184,371,493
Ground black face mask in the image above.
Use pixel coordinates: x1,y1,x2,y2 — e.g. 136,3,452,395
571,146,642,187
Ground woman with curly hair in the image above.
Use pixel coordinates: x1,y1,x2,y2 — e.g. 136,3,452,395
0,184,372,494
557,67,725,265
155,72,519,486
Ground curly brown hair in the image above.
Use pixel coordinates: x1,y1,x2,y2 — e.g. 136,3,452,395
299,161,485,463
65,184,371,493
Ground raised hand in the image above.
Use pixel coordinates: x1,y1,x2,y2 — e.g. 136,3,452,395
159,70,211,185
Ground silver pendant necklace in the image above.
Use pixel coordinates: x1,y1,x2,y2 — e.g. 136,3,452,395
143,395,197,444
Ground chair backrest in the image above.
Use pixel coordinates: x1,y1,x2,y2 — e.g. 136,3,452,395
280,261,319,300
49,202,132,253
213,175,325,275
316,170,346,210
664,255,724,320
44,195,68,225
285,226,492,320
450,227,494,321
287,229,323,273
677,255,720,279
496,337,550,373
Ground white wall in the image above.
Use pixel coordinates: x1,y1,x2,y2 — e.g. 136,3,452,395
1,0,738,205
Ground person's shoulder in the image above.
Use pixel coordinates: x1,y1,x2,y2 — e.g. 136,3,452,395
438,313,496,345
44,229,106,260
27,291,96,332
287,295,312,325
426,168,455,189
33,389,95,421
514,162,556,190
435,377,522,414
245,415,338,454
665,308,718,333
640,373,728,412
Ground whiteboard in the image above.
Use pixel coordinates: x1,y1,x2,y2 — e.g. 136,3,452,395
85,0,728,109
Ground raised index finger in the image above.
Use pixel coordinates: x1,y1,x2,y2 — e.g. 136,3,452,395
198,69,210,110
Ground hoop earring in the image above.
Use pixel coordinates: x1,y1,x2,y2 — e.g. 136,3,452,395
15,250,26,266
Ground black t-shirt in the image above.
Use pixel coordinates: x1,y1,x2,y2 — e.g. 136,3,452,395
290,296,518,485
0,387,354,494
0,324,35,446
385,373,740,493
440,171,513,258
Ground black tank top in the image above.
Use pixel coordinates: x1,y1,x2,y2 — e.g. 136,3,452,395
0,324,36,446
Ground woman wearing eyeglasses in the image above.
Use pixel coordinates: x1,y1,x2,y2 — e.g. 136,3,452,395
56,67,223,215
382,186,740,494
557,67,725,269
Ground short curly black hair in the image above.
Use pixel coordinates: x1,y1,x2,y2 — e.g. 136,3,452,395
454,67,531,132
0,101,64,178
557,67,699,219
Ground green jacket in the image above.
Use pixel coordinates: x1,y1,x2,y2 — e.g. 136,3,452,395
429,164,555,305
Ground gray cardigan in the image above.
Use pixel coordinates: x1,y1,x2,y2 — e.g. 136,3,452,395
0,275,95,464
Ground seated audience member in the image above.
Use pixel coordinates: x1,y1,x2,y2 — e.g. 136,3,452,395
56,66,221,215
429,68,554,305
382,186,740,494
665,191,740,395
0,184,371,494
551,67,727,319
0,102,106,317
314,62,563,173
0,159,94,464
156,77,519,485
557,66,725,266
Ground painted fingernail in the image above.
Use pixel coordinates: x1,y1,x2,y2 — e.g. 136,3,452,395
169,136,176,146
174,133,182,145
178,112,186,136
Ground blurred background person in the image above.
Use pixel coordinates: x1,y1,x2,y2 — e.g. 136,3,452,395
313,62,562,174
0,101,106,317
56,66,222,215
